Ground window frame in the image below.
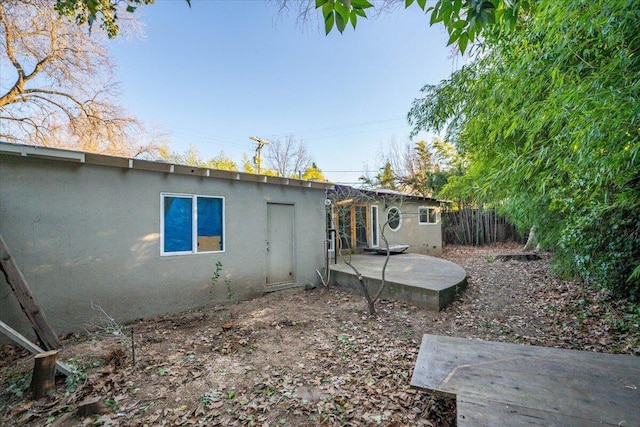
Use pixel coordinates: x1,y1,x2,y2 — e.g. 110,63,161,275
418,206,438,225
160,192,225,256
370,205,379,247
386,206,402,232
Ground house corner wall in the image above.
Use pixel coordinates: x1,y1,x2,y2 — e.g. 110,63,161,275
0,154,326,344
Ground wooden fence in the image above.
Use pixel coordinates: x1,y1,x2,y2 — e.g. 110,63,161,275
441,207,524,246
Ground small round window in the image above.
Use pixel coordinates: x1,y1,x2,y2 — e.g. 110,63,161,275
387,207,401,231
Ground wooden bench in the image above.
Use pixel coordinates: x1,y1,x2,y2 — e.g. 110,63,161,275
410,334,640,426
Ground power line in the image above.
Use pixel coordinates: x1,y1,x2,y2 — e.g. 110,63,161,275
167,116,408,142
165,127,254,150
249,136,270,174
162,116,412,151
301,125,411,142
268,117,406,139
319,169,414,173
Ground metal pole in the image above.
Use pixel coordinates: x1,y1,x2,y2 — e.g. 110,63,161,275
249,136,270,175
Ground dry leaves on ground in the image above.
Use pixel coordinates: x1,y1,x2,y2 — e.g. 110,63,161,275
1,244,637,426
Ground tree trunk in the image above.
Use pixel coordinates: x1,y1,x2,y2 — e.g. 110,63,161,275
523,226,537,251
366,298,376,316
31,350,59,399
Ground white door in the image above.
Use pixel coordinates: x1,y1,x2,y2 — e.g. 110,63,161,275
266,203,295,286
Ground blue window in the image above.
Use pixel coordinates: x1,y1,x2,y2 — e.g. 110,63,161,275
161,194,224,255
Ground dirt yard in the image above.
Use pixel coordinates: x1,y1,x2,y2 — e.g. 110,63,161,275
1,244,638,426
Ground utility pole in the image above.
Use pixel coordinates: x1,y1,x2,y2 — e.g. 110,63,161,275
249,136,270,174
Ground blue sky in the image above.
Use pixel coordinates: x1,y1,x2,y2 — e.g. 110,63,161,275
109,0,457,183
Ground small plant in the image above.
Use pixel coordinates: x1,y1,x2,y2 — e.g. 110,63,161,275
200,390,220,407
211,261,223,292
65,360,89,395
609,303,640,335
84,303,130,361
211,261,235,302
86,302,127,340
337,334,357,361
485,255,494,263
224,276,234,302
5,371,31,398
105,397,119,412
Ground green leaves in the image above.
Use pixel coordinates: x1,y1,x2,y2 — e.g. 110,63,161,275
412,0,530,54
55,0,159,38
317,0,373,34
334,0,349,32
58,0,524,53
409,0,640,298
320,0,512,46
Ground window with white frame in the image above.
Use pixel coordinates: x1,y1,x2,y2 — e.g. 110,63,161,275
370,205,379,247
161,193,224,255
419,206,438,224
387,207,401,231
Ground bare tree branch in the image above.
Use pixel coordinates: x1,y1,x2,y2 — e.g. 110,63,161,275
329,185,402,316
265,135,313,177
0,0,162,157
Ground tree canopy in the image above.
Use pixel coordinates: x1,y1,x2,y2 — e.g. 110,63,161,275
302,163,327,181
0,0,163,157
57,0,529,53
316,0,531,53
265,136,313,178
409,0,640,298
55,0,156,38
359,139,460,197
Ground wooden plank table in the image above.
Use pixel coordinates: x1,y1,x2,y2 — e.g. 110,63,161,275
410,334,640,426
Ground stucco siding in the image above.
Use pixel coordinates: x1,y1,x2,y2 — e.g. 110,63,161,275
377,201,442,256
0,153,326,342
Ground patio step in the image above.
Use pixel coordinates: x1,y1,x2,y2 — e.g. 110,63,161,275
329,253,467,310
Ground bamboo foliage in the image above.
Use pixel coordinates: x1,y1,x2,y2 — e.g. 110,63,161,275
441,207,523,246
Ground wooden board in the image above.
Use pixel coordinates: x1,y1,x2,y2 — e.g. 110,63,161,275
197,235,221,252
457,396,607,427
411,334,640,427
0,320,72,377
363,244,409,255
496,253,541,262
0,234,61,350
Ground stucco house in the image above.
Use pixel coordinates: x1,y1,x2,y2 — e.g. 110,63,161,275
0,142,332,342
327,184,442,258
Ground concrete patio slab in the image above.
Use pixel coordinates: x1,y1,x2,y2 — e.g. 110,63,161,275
329,253,467,310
